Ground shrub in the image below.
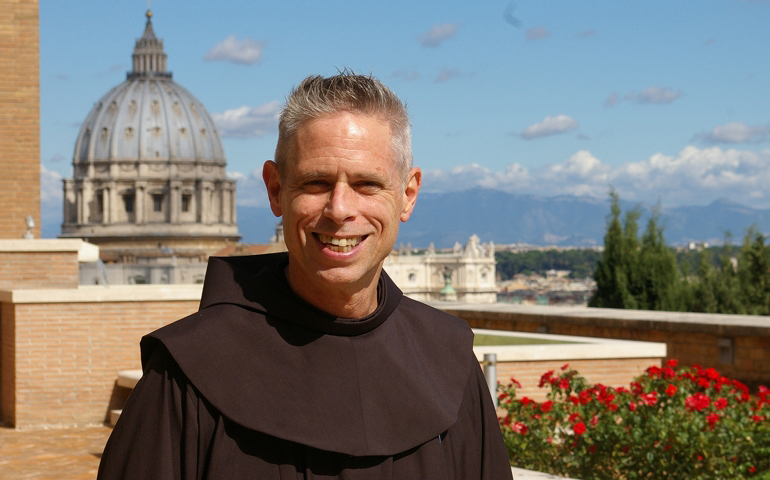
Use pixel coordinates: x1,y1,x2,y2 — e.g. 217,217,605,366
498,361,770,479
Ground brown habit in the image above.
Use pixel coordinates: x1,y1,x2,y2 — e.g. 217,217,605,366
98,253,513,479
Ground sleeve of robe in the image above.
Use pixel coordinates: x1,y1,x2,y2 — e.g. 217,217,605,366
97,345,213,480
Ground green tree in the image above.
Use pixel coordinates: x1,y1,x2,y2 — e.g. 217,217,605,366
637,208,680,311
737,226,770,315
590,190,638,308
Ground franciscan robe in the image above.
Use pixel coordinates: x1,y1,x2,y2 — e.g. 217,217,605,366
98,253,513,479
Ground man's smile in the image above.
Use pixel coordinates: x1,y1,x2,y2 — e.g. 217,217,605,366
315,233,368,253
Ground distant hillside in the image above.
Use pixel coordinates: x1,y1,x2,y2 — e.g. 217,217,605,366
44,190,770,248
395,189,770,247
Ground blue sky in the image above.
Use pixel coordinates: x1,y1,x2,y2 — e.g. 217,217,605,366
40,1,770,232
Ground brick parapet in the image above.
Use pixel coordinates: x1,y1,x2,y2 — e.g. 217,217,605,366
2,297,199,428
442,304,770,389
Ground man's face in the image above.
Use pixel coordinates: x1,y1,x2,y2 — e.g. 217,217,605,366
263,112,421,301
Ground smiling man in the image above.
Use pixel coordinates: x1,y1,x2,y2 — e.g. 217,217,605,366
98,73,512,479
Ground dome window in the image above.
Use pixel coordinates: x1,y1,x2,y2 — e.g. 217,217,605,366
124,193,135,213
152,194,164,212
181,193,192,212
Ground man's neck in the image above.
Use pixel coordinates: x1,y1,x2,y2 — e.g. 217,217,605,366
284,266,380,318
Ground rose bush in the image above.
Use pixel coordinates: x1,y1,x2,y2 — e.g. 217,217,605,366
498,360,770,479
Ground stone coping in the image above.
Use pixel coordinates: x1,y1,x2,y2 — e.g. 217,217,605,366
0,284,203,304
439,302,770,336
512,467,577,479
0,239,99,262
471,328,666,362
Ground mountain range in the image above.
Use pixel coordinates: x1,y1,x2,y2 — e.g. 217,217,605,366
237,188,770,248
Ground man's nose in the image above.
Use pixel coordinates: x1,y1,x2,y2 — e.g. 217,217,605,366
323,183,357,224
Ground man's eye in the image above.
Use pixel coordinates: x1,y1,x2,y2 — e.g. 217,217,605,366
356,182,382,191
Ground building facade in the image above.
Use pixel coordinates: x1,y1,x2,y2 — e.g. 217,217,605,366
60,11,238,258
383,235,498,303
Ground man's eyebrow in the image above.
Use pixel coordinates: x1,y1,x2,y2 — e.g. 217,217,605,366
292,170,391,185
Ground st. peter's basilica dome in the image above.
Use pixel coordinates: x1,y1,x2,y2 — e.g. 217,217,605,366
61,11,239,257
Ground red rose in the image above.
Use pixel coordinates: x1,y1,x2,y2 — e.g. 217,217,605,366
749,466,757,474
540,401,554,413
714,397,728,410
706,413,719,429
588,445,597,453
666,359,678,367
559,378,570,390
641,391,658,406
686,392,710,411
512,422,528,435
629,402,637,412
573,422,586,435
666,384,678,396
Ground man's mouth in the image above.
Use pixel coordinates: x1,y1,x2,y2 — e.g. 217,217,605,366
316,233,366,253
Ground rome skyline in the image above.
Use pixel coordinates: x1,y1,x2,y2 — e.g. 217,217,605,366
40,1,770,237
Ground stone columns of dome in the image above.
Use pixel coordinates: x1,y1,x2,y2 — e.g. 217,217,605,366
170,180,181,223
199,181,213,224
63,180,75,224
135,182,146,224
108,182,117,225
228,181,237,225
101,187,109,225
79,179,92,224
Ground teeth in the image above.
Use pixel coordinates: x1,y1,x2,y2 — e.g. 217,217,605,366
318,234,364,252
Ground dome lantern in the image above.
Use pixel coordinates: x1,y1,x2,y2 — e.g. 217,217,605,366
129,10,170,79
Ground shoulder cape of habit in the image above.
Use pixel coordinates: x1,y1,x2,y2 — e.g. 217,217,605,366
141,253,476,457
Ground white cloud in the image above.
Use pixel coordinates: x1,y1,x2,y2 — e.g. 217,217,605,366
420,146,770,208
520,115,579,140
604,93,619,107
576,30,596,38
419,23,459,47
40,166,64,237
41,165,63,206
526,26,551,41
230,169,269,207
204,35,264,64
212,101,281,138
633,86,682,104
392,69,419,81
703,122,770,144
435,68,463,83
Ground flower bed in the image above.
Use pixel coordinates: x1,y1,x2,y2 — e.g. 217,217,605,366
498,360,770,479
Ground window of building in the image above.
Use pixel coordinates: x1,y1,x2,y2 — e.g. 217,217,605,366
181,193,192,212
96,191,103,213
124,194,135,213
152,194,164,212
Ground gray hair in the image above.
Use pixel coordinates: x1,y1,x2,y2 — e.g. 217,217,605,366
274,71,412,183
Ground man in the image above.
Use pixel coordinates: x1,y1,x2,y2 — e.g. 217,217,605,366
98,72,513,479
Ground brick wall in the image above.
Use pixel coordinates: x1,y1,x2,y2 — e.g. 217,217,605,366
0,0,40,239
495,358,660,402
446,306,770,390
0,251,79,289
2,297,199,428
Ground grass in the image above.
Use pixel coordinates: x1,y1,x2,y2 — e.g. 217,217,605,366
473,334,579,346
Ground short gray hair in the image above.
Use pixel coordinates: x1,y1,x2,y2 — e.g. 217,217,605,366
275,71,412,183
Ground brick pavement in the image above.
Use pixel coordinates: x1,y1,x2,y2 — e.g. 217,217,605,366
0,426,111,479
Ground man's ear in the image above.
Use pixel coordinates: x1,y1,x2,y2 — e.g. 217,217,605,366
262,160,283,217
400,167,421,222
